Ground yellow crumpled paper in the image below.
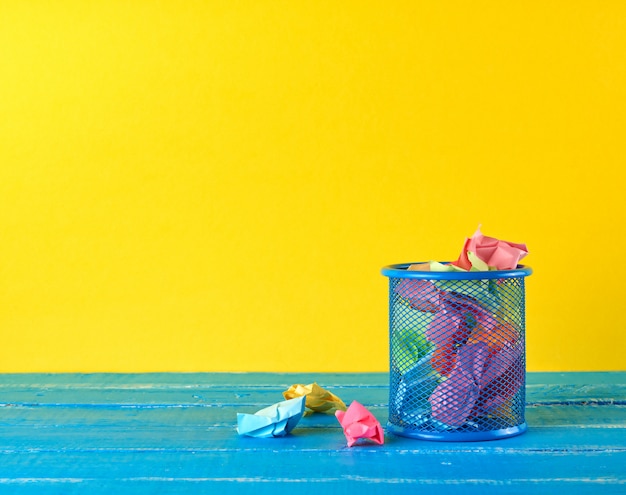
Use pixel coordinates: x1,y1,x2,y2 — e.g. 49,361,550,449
282,382,347,414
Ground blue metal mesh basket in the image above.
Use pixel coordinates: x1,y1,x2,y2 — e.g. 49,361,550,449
381,263,532,441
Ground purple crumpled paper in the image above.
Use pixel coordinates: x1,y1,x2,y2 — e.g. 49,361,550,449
429,337,524,427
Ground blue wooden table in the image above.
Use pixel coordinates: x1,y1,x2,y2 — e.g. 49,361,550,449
0,372,624,494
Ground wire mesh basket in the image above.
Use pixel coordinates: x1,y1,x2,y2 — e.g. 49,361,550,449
381,263,532,441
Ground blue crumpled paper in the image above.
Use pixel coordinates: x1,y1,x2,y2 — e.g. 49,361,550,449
237,396,306,438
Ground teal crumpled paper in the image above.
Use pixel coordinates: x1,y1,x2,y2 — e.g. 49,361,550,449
237,396,306,438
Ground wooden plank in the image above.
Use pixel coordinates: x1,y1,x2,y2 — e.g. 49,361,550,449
0,429,625,461
0,372,389,387
0,448,625,494
1,419,625,449
1,402,625,429
0,478,620,495
1,377,625,406
0,371,624,387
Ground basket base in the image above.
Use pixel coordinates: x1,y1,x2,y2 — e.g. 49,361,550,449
386,422,527,442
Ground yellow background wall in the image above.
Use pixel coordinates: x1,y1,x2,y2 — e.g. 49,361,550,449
1,1,624,372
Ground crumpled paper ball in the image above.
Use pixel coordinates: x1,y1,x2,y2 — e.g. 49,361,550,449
283,382,347,414
454,227,528,271
237,396,306,438
335,401,384,447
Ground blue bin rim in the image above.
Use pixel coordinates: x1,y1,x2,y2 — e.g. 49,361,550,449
381,262,532,280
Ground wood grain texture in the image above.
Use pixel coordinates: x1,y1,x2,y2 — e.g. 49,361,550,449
1,373,625,494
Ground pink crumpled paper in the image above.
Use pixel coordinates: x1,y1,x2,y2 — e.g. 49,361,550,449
335,401,384,447
453,227,528,271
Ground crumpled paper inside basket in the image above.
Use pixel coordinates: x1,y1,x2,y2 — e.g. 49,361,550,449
391,226,529,430
408,227,528,273
453,227,528,271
